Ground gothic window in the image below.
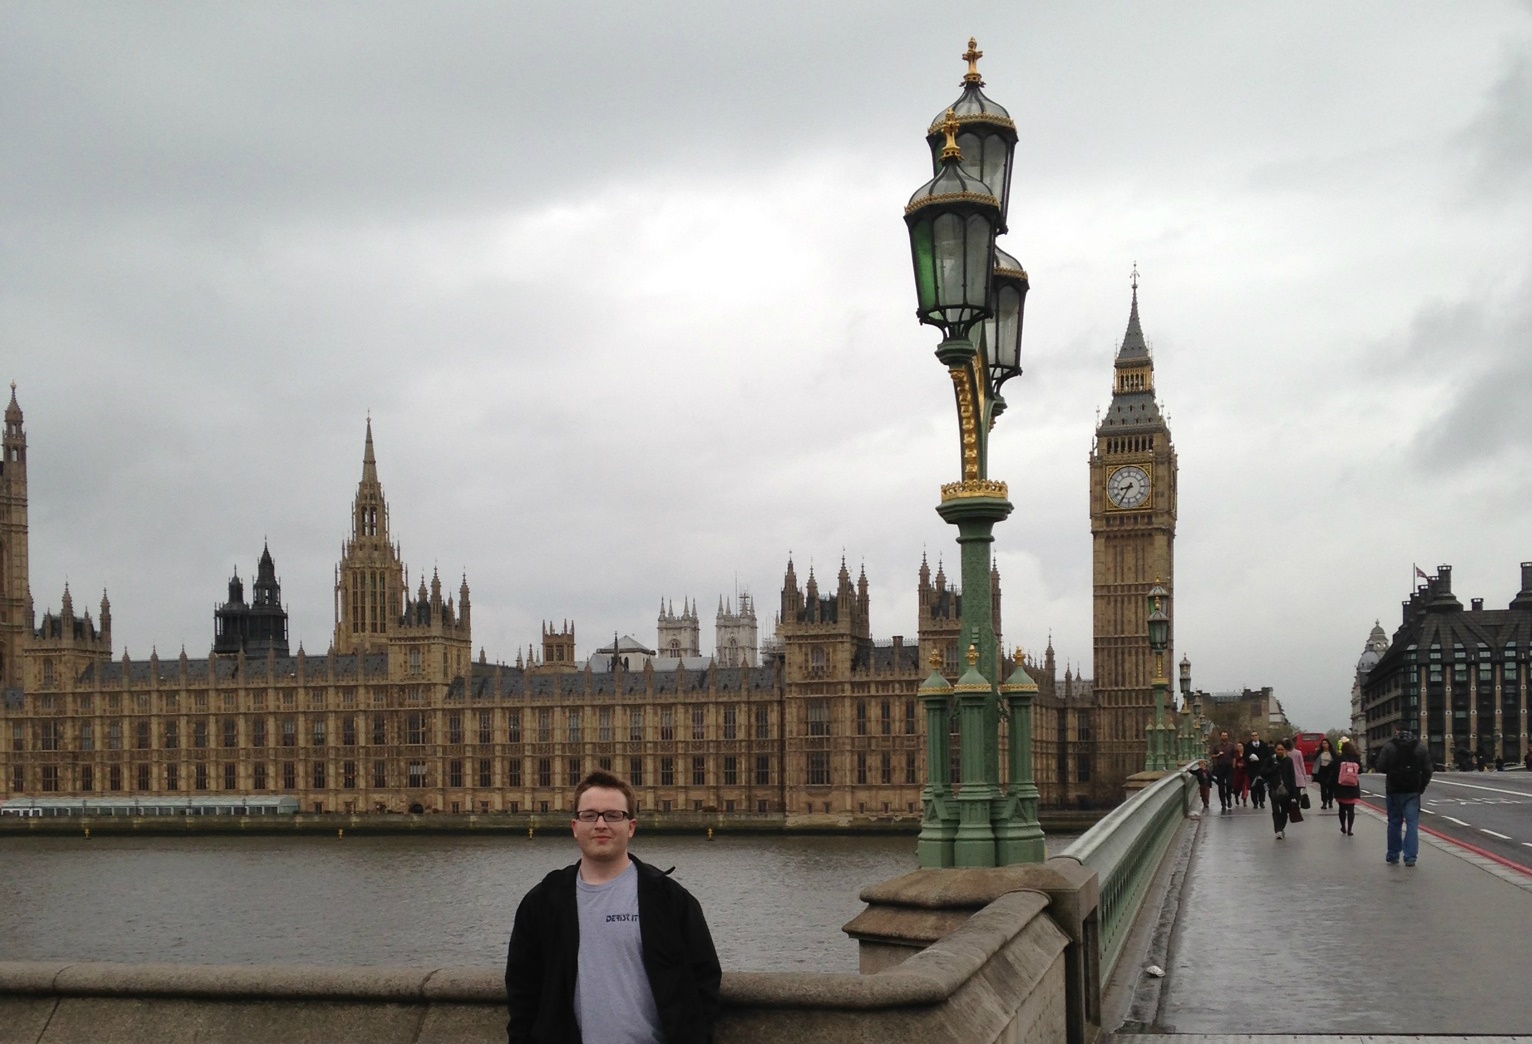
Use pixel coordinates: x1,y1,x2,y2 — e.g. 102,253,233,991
80,765,94,792
165,765,179,791
629,707,643,743
598,707,612,742
811,646,826,670
342,716,357,746
904,700,916,735
537,758,551,787
223,763,236,790
372,761,387,788
537,708,551,743
629,756,643,786
755,704,770,740
448,712,464,744
311,718,326,747
281,717,296,747
807,699,830,737
406,713,426,745
371,715,386,745
195,764,209,791
880,699,892,735
508,709,522,743
660,757,675,786
566,709,581,744
692,756,705,786
478,710,492,745
448,760,463,788
41,658,54,688
691,706,705,740
407,762,427,788
507,758,522,787
723,756,737,785
722,705,737,740
806,752,830,786
855,700,867,736
478,758,492,788
222,719,238,748
107,721,122,751
660,707,674,741
80,723,95,751
856,752,867,784
344,761,358,789
108,765,123,791
254,763,268,790
755,755,771,786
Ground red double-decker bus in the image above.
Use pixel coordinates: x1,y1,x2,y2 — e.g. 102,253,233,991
1291,732,1326,774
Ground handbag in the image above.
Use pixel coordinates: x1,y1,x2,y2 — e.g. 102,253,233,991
1271,782,1289,803
1299,791,1311,809
1288,803,1304,824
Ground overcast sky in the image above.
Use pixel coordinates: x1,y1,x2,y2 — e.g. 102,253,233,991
5,3,1530,732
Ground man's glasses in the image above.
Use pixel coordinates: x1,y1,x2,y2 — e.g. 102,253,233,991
575,810,632,823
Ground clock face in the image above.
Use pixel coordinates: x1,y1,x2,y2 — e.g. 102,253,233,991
1107,465,1151,508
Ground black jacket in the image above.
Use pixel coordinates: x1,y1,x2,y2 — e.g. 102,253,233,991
1375,737,1433,795
1260,753,1297,800
505,854,722,1044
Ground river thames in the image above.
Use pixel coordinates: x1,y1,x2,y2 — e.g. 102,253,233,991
0,832,1075,971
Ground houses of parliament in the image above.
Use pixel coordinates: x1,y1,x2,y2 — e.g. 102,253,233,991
1,289,1177,819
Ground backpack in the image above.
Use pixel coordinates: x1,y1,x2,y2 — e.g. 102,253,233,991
1386,743,1423,792
1336,760,1360,788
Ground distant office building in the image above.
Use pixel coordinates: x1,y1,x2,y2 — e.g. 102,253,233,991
1360,564,1532,767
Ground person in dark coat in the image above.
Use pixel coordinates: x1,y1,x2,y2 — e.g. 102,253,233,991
1261,741,1300,839
1311,737,1338,810
1374,727,1433,866
1245,731,1273,809
1333,740,1363,836
505,770,721,1044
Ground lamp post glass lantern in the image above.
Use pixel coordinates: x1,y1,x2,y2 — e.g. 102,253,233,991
908,40,1037,869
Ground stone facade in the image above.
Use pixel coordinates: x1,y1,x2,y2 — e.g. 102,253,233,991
1,389,1114,817
1088,281,1178,800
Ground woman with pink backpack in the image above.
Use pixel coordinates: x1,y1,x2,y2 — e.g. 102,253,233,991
1334,739,1363,836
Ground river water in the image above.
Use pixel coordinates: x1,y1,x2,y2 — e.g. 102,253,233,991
0,832,1077,971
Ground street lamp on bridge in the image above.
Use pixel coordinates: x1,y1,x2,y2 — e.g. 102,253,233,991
906,39,1039,869
1146,583,1171,771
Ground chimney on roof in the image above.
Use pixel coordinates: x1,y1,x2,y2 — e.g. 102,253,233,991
1471,598,1484,611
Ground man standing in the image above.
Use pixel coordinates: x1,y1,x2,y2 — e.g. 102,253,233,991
506,770,722,1044
1374,726,1433,867
1209,731,1236,813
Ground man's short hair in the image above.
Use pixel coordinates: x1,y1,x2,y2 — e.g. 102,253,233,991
1396,728,1415,742
573,770,637,816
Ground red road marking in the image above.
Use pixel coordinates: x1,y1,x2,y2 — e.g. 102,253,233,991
1360,797,1532,879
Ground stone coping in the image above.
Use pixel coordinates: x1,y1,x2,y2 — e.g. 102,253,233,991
0,890,1051,1013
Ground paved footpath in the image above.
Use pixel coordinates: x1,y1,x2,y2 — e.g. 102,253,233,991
1144,785,1532,1038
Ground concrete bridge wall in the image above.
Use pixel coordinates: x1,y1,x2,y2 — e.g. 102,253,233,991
0,887,1075,1044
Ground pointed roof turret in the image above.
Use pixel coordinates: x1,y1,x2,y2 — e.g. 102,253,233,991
362,415,378,484
257,541,276,582
5,380,21,425
1115,267,1150,367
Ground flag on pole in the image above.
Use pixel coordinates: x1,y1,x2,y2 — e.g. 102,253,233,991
1414,565,1429,581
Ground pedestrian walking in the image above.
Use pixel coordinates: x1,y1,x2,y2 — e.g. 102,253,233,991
1262,741,1300,839
1231,742,1249,807
1245,731,1273,809
1312,738,1338,810
1374,726,1433,866
1209,731,1236,813
1189,760,1213,812
1333,740,1362,836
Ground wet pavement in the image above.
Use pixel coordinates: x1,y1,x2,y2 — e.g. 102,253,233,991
1153,793,1532,1037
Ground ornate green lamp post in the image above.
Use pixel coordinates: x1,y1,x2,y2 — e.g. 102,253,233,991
1178,654,1194,762
907,40,1037,868
1145,582,1171,771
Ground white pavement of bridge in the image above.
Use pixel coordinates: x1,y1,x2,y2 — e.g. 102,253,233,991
1155,788,1532,1036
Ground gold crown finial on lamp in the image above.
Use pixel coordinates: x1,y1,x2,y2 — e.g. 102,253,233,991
965,643,979,667
963,37,983,84
940,108,962,160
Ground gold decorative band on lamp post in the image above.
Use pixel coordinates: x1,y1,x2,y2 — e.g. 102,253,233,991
940,479,1009,502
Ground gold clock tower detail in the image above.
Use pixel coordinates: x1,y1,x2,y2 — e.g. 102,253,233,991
1089,272,1178,792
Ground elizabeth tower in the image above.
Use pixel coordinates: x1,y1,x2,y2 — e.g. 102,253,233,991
1089,275,1177,789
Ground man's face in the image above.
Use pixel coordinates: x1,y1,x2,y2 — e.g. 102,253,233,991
573,785,635,865
1220,732,1229,744
1250,732,1260,744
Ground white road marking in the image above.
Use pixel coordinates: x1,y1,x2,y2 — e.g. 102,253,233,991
1480,829,1512,840
1431,778,1532,799
1422,808,1436,814
1443,816,1470,826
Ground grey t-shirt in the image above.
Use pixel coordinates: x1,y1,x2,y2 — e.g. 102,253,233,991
575,862,663,1044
